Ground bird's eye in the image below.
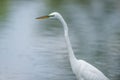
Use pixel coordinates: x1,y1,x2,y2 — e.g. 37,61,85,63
49,15,55,17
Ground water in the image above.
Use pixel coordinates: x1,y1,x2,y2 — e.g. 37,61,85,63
0,0,120,80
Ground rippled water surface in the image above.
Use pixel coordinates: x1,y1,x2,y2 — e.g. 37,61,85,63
0,0,120,80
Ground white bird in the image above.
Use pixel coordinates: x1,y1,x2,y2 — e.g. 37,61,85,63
36,12,109,80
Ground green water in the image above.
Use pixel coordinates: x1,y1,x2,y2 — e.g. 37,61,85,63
0,0,120,80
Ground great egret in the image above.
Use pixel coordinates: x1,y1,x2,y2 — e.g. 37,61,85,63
36,12,109,80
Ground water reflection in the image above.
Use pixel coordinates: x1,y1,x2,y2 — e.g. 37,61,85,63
0,0,120,80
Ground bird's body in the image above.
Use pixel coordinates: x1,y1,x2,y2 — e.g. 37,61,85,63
36,12,109,80
71,60,109,80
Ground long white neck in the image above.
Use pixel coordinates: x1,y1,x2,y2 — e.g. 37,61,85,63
56,14,77,64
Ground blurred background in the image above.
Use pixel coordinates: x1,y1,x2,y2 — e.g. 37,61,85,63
0,0,120,80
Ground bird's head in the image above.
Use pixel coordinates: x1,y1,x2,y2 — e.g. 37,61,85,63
36,12,60,20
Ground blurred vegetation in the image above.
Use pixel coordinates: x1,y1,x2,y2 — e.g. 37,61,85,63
0,0,9,21
45,0,63,8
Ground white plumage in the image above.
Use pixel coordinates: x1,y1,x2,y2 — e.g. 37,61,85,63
73,60,109,80
36,12,109,80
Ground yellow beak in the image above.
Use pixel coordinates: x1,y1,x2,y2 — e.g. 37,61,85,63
36,15,49,20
